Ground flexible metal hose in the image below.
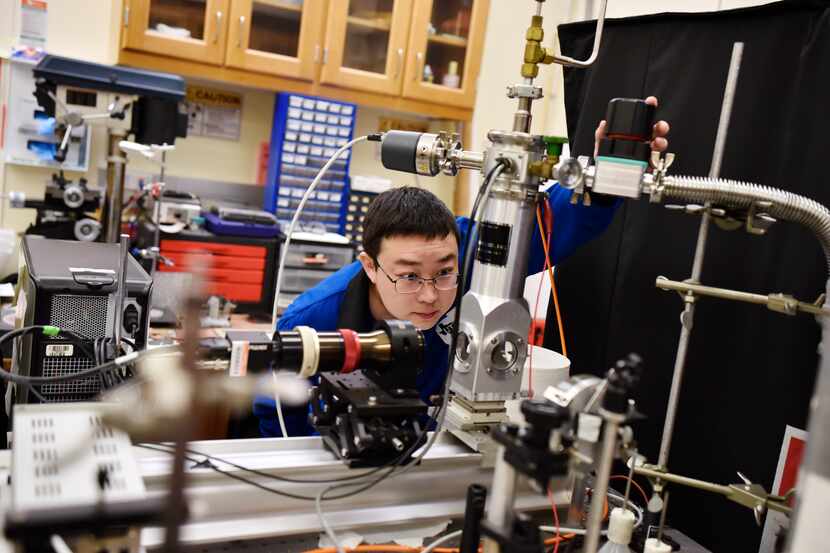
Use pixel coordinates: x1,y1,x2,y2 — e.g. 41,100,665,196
661,176,830,272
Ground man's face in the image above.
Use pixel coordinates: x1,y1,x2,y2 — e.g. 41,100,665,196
359,233,459,330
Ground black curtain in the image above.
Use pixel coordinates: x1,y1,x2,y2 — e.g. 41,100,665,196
545,1,830,551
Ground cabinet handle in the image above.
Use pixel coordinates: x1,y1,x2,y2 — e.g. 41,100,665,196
238,15,245,48
323,46,329,64
393,48,403,79
214,11,223,44
414,52,423,82
314,44,321,63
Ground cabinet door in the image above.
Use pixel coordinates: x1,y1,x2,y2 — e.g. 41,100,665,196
226,0,327,80
319,0,414,95
402,0,489,108
124,0,230,65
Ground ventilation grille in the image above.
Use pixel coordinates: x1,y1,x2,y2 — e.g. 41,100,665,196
49,294,108,339
40,356,100,402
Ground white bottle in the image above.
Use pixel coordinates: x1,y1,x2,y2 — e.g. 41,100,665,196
442,61,460,88
598,507,636,553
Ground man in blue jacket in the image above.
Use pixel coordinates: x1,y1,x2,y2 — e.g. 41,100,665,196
255,101,670,436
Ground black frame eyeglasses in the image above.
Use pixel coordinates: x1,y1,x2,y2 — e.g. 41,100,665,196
374,261,460,294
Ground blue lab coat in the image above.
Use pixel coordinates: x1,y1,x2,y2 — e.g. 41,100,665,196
253,186,619,437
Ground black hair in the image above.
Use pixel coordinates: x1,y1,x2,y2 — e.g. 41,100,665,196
362,186,459,259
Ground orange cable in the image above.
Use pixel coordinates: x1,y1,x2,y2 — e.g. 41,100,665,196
610,474,651,507
536,204,567,358
300,546,460,553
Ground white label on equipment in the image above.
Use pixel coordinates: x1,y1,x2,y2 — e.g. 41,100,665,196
45,344,74,357
578,413,603,443
593,158,645,199
229,341,249,377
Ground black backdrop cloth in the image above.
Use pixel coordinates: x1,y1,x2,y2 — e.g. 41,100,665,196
547,1,830,550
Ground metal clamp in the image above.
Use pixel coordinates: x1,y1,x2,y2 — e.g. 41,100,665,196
634,465,792,526
506,84,544,99
648,150,675,203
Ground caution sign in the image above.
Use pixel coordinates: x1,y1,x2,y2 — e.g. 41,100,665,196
185,85,242,141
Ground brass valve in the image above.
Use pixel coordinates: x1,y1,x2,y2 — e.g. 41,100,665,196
522,15,556,78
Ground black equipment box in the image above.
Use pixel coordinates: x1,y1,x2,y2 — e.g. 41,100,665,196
12,236,153,405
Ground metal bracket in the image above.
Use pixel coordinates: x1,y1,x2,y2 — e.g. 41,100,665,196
506,84,544,100
648,151,675,203
746,201,777,235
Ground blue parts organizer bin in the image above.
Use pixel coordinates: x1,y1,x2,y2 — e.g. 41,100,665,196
264,93,357,234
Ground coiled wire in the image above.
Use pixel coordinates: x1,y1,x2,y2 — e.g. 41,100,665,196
662,175,830,272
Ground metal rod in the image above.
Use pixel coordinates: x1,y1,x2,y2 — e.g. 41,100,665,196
513,97,533,133
163,262,203,553
657,42,744,469
150,149,168,276
104,130,128,242
114,234,129,354
482,446,518,553
623,451,636,512
656,276,830,317
657,491,670,542
552,0,608,67
633,466,731,496
583,412,624,553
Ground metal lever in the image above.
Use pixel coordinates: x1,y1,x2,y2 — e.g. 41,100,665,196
54,124,72,163
655,276,830,317
114,234,130,355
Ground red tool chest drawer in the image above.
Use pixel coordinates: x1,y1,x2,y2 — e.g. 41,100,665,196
160,240,266,258
158,264,264,284
205,282,262,303
144,225,280,315
163,252,266,271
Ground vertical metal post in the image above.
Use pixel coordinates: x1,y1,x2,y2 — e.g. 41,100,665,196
482,447,518,553
114,233,130,354
104,129,128,242
583,413,624,553
657,42,744,469
150,148,168,275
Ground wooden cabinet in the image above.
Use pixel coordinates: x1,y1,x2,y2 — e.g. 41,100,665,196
226,0,327,81
120,0,490,117
402,0,489,109
319,0,413,96
124,0,231,65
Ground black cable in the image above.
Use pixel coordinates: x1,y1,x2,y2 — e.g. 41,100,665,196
0,326,128,385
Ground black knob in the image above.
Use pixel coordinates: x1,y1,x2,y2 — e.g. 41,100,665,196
604,98,655,140
521,399,569,431
603,353,645,414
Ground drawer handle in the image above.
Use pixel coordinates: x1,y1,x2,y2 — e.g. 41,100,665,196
214,10,223,44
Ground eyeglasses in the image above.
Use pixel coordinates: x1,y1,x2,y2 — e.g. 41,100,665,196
374,261,460,294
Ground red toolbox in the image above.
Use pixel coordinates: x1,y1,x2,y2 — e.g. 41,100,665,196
144,224,280,314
